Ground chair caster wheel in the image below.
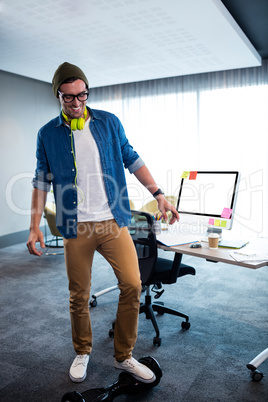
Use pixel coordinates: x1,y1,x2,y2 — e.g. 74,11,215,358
90,298,97,307
153,336,161,346
250,369,264,382
181,321,190,330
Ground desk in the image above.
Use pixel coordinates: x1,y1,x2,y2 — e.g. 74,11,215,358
158,237,268,381
158,239,268,270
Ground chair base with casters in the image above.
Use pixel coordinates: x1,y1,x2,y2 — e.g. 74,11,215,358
247,347,268,382
44,235,63,248
44,235,64,255
108,256,195,346
90,284,119,307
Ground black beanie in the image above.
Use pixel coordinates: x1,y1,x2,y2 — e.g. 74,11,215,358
52,62,89,97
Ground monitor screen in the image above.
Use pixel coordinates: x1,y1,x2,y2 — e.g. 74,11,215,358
176,171,240,232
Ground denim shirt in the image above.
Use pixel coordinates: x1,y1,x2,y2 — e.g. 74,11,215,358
32,107,144,238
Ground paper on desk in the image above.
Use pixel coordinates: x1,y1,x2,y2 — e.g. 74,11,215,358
157,231,201,247
230,250,268,263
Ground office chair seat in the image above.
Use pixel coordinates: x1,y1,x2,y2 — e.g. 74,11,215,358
153,258,196,283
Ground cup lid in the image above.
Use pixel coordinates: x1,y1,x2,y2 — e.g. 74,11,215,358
208,233,219,238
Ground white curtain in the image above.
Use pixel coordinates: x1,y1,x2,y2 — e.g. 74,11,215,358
89,60,268,238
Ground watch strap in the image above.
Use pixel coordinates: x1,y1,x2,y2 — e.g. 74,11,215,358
153,188,164,198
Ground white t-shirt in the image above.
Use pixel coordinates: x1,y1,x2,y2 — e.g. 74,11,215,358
72,118,114,222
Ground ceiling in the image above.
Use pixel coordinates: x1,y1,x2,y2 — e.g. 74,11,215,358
0,0,267,88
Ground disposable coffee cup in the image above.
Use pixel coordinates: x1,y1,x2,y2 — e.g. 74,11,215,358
208,233,219,249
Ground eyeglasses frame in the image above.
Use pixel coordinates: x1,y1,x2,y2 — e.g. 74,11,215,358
58,90,89,103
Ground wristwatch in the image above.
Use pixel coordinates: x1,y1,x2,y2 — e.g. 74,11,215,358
153,188,164,198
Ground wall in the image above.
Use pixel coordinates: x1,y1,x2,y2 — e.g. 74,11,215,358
0,70,60,247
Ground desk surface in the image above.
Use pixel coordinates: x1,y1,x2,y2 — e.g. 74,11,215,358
158,239,268,270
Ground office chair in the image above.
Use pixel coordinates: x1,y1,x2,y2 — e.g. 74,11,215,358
128,210,195,346
43,202,64,255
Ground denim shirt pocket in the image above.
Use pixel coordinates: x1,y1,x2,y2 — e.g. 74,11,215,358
107,138,122,161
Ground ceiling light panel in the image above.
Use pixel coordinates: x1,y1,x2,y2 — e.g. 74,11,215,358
0,0,261,88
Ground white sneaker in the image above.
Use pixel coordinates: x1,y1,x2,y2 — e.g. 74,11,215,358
69,354,89,382
114,357,156,383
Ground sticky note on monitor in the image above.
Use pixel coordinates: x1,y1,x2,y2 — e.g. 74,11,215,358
221,220,227,228
181,171,190,179
189,171,197,180
221,208,232,219
214,220,221,226
208,218,214,225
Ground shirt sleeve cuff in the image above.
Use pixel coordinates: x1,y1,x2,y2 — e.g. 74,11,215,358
128,157,145,174
32,178,51,192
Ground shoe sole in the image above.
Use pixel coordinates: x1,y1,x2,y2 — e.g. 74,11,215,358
114,367,156,384
69,371,87,383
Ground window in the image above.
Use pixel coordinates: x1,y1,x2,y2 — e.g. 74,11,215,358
90,61,268,238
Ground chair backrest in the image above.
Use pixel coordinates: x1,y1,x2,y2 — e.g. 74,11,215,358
128,210,158,285
129,199,136,210
139,199,159,215
165,195,178,207
44,203,62,238
139,196,178,221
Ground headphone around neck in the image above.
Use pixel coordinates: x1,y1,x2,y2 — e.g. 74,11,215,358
62,108,87,205
62,108,87,131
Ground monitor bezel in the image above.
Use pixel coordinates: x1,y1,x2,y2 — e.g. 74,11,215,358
176,171,240,228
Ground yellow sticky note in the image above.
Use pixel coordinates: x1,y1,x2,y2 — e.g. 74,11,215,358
214,220,220,226
181,171,190,179
221,220,227,228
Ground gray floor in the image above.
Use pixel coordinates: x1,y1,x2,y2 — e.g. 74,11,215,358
0,242,267,401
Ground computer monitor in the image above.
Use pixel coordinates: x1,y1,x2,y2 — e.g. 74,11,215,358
176,171,240,237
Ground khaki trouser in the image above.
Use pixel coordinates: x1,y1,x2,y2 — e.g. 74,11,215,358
64,219,142,361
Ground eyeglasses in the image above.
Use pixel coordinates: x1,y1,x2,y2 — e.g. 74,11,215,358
58,91,89,103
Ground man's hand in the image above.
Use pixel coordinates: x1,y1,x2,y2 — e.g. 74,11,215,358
27,188,48,256
26,229,46,256
156,195,179,225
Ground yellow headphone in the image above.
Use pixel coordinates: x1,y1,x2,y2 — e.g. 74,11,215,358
62,108,87,205
62,108,87,131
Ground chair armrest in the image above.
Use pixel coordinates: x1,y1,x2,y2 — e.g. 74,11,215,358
178,265,196,277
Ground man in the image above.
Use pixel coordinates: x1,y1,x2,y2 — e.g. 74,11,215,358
27,62,179,383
